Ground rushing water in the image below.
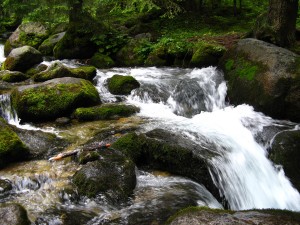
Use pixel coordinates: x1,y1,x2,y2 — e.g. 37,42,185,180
0,43,5,62
95,67,300,211
0,42,300,222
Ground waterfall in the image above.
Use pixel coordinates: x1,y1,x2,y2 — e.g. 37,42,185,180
95,66,300,211
0,44,5,62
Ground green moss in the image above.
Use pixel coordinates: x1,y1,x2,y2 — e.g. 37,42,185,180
1,71,28,83
11,80,100,121
0,118,29,168
225,59,234,71
73,104,139,121
107,75,140,95
236,60,258,81
78,151,100,164
90,53,115,68
190,41,226,67
69,66,97,81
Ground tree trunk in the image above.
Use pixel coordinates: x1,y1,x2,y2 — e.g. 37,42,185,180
68,0,83,23
268,0,298,46
233,0,237,16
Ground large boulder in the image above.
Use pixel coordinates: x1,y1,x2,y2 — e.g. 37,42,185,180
72,148,136,204
0,70,28,83
220,38,300,122
166,207,300,225
11,127,69,159
0,203,31,225
0,118,29,168
11,77,100,122
33,61,96,82
73,103,140,121
4,22,49,56
111,129,219,199
269,130,300,192
38,32,65,56
107,74,140,95
2,46,43,72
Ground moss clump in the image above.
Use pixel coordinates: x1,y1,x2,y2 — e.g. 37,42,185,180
90,53,115,69
0,118,29,168
33,62,97,82
107,75,140,95
0,71,28,83
11,78,100,122
225,59,234,71
190,41,226,67
69,66,97,81
73,103,140,121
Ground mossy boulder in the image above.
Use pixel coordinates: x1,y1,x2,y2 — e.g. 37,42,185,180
72,148,136,204
2,46,43,72
269,130,300,192
4,22,49,56
166,207,300,225
11,77,100,122
112,129,219,199
38,32,65,56
53,17,98,60
73,103,140,121
190,41,226,67
107,74,140,95
90,52,115,68
115,38,150,66
25,63,47,77
219,38,300,122
0,118,29,168
0,70,28,82
33,62,97,82
0,203,31,225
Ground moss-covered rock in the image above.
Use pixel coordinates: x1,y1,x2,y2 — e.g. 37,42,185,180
72,148,136,204
90,52,115,68
4,22,49,56
25,64,47,77
0,70,28,82
115,38,151,66
38,32,65,56
73,103,140,121
190,41,226,67
112,129,219,198
0,203,31,225
166,207,300,225
11,77,100,122
219,38,300,122
2,46,43,72
0,118,29,168
33,62,96,82
269,130,300,192
107,74,140,95
53,14,99,60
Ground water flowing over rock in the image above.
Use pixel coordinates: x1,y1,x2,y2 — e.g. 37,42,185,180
220,38,300,122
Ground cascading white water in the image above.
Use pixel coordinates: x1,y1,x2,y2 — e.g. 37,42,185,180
0,43,5,62
0,94,58,134
95,66,300,211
